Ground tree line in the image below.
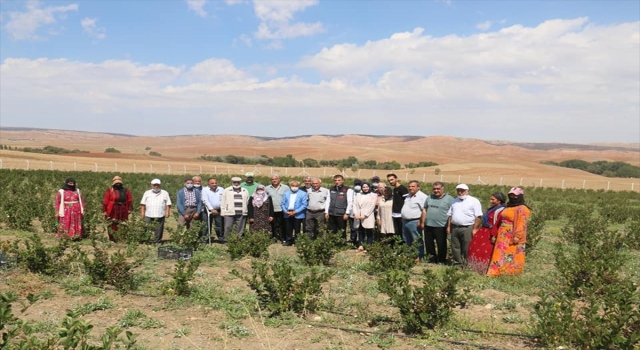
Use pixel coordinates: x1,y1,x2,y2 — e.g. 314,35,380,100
199,154,438,170
542,159,640,178
0,144,88,154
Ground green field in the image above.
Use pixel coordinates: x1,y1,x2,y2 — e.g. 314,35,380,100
1,169,639,350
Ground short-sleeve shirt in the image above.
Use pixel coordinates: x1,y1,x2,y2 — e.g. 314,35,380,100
141,189,172,218
447,195,483,226
424,194,454,227
401,190,427,220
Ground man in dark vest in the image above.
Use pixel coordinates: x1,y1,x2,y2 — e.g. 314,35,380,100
325,174,353,239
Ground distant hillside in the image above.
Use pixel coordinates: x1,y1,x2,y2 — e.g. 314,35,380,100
484,140,638,153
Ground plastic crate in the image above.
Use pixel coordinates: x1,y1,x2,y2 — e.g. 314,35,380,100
157,246,193,261
0,250,17,269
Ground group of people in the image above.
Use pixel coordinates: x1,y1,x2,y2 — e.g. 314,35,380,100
55,173,530,276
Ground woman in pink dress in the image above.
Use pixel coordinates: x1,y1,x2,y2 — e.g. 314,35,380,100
55,178,85,239
467,192,505,274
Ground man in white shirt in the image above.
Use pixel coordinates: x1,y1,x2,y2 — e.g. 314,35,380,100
201,177,224,243
446,184,483,267
140,178,172,243
401,180,427,261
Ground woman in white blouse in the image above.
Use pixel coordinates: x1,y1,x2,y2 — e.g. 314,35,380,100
353,182,378,252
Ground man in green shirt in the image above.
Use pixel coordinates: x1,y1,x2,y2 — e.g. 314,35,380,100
241,172,260,196
424,181,454,264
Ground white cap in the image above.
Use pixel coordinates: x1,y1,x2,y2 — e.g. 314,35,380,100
456,183,469,190
151,178,161,185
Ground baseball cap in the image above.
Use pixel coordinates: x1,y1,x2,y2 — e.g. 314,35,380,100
151,178,161,185
509,187,524,196
455,184,469,190
245,172,254,178
231,177,242,182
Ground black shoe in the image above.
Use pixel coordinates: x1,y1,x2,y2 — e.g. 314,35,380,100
282,242,293,246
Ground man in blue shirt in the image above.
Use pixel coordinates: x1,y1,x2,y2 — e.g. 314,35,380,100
201,177,224,243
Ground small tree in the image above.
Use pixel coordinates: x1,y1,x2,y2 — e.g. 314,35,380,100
105,147,121,153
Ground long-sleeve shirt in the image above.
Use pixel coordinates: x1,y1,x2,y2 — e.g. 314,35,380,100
201,186,224,211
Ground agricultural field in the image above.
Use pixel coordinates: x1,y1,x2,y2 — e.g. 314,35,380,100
0,169,639,350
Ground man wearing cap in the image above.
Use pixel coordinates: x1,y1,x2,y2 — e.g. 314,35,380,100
241,173,261,196
177,178,202,229
446,184,483,267
221,177,249,241
140,179,172,243
265,174,290,242
371,176,381,195
424,181,454,264
202,177,224,242
102,175,133,241
401,180,428,260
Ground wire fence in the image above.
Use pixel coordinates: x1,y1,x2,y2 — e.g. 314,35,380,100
0,157,638,192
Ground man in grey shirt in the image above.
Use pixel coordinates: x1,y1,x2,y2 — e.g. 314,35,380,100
265,174,290,242
401,180,427,261
305,178,329,238
424,181,454,264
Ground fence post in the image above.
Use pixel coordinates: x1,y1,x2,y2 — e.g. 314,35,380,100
199,165,202,174
286,168,288,176
214,166,217,174
94,163,98,172
168,164,171,174
358,170,361,177
50,161,53,170
422,173,425,182
539,178,543,187
183,164,186,175
26,160,29,170
114,163,117,172
457,175,461,183
499,177,503,186
440,174,443,181
133,164,136,173
0,159,2,169
150,164,153,173
405,173,408,181
561,179,565,189
582,180,586,189
74,162,77,171
632,183,635,191
323,168,326,177
607,181,610,190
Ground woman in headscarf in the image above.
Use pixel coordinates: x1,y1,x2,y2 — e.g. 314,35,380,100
376,186,395,237
248,184,274,232
353,182,378,252
102,175,134,241
487,187,531,277
467,192,506,274
55,177,85,239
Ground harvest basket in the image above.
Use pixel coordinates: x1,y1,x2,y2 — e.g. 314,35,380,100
158,246,193,261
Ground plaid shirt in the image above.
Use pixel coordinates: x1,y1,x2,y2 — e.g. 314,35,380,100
184,188,196,207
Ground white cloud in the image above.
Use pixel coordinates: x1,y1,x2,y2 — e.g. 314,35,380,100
1,18,639,142
81,17,106,40
252,0,324,40
476,20,491,31
237,33,253,47
3,0,78,40
185,0,207,17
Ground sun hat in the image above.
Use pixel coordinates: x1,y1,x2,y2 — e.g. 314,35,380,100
456,184,469,190
151,178,161,185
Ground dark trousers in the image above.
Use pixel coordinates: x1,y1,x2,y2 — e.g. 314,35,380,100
202,212,223,241
451,225,473,266
392,216,404,241
145,216,165,243
328,214,347,238
271,211,286,241
284,217,303,244
358,228,374,247
304,210,326,238
424,225,448,264
349,217,359,244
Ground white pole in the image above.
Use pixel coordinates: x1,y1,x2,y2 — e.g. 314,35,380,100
150,164,153,173
519,178,523,186
457,175,461,183
357,170,361,177
94,163,98,172
168,164,171,174
422,173,425,182
133,164,136,173
405,173,408,181
183,164,186,175
49,161,53,170
74,162,77,171
440,174,443,181
632,183,635,191
114,163,118,172
539,178,543,187
499,177,503,186
607,181,610,190
561,179,565,189
214,166,217,174
199,165,202,174
26,160,29,170
323,168,326,177
0,159,2,169
582,180,586,189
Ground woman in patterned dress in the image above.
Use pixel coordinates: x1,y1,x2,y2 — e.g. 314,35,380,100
55,177,85,239
467,192,506,274
248,184,274,233
487,187,531,277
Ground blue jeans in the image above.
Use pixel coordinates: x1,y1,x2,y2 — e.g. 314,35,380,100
402,219,424,259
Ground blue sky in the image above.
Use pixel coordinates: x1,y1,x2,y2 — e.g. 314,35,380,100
1,0,639,142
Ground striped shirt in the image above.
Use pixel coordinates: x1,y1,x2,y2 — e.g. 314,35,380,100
234,193,244,215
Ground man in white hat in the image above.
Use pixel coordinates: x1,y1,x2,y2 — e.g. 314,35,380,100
220,176,249,242
140,178,172,243
446,184,482,267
